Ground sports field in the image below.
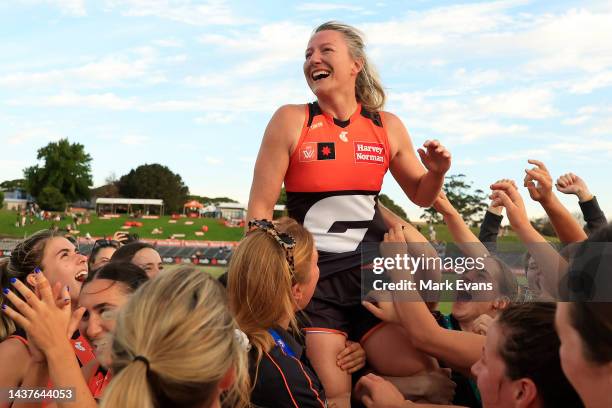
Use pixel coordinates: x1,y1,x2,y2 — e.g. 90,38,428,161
0,210,244,241
0,208,533,244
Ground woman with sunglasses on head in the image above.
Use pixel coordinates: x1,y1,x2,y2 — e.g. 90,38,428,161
0,230,88,408
229,218,367,407
87,239,121,272
1,261,149,407
247,21,450,407
110,242,163,278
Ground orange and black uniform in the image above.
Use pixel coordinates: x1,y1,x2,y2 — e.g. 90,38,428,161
285,101,389,341
250,327,326,408
9,328,111,400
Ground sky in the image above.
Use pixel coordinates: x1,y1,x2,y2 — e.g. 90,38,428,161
1,0,611,222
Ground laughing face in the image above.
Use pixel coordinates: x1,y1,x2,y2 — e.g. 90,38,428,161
38,237,88,301
303,30,362,99
78,279,131,368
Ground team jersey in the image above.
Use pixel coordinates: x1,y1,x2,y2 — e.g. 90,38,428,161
284,102,390,278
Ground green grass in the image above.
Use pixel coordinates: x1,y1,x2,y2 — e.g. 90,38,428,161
0,209,243,241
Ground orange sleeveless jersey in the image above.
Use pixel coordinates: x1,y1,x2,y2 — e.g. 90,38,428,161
284,102,390,278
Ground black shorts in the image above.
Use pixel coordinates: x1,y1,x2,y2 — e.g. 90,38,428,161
301,266,383,342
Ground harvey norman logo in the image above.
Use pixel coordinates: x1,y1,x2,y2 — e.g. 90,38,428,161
354,142,385,165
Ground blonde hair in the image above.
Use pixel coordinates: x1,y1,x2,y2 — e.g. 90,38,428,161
228,217,314,364
101,266,250,408
0,229,62,341
314,21,385,112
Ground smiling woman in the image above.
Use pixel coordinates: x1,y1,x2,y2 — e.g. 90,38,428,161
0,229,88,407
247,21,452,407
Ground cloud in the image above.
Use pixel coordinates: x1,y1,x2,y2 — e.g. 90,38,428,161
152,38,183,48
199,22,311,75
569,70,612,94
4,127,64,145
474,88,558,119
0,51,166,89
105,0,247,26
6,92,137,110
17,0,87,16
296,3,366,13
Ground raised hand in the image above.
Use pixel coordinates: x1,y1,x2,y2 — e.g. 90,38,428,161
524,159,554,204
417,140,451,175
490,180,530,232
555,173,593,202
2,272,85,357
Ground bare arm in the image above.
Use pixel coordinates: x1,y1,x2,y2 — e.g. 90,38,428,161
366,225,485,373
490,181,569,299
0,339,29,408
384,112,450,208
432,192,491,262
246,105,304,222
524,160,587,243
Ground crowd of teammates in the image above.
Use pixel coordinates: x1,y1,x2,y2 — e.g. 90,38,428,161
0,20,611,408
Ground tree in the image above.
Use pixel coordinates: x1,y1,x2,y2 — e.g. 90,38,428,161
379,194,408,220
24,139,93,202
188,195,238,204
0,179,26,191
117,164,189,213
0,191,4,209
37,186,67,211
421,174,488,226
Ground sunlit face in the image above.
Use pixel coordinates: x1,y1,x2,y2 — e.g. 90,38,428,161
39,237,88,301
555,303,611,408
303,30,361,98
293,245,319,311
78,279,130,368
471,321,520,408
90,247,116,272
132,248,163,278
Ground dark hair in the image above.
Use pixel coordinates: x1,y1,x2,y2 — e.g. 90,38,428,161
497,303,583,408
110,242,155,264
88,239,121,272
84,262,149,294
568,303,612,364
0,229,63,340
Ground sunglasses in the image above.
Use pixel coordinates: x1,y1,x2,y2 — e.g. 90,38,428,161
91,239,121,253
248,219,296,274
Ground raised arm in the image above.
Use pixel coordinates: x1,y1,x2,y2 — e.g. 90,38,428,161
523,160,587,243
246,105,304,222
384,112,451,208
556,172,607,234
365,224,485,374
490,181,568,299
432,192,490,261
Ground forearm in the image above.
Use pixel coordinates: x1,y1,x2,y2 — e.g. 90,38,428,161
413,172,445,207
579,196,607,233
442,210,490,260
11,362,49,408
46,345,97,408
541,196,587,243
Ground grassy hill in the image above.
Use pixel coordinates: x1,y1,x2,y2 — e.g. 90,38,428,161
0,210,243,241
